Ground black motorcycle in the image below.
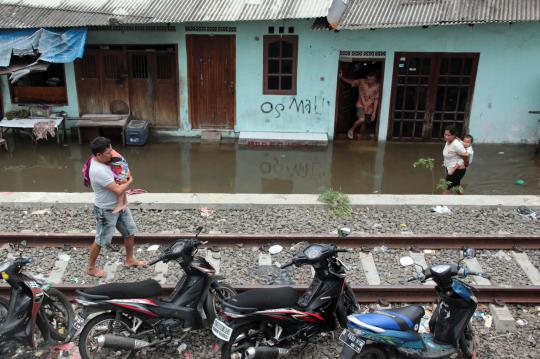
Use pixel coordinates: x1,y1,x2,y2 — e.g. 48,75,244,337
69,227,236,359
212,228,358,359
0,242,74,351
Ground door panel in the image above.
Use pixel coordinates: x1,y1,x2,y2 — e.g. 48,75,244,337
187,35,235,130
389,53,478,141
101,51,129,113
128,52,156,123
74,50,103,114
154,52,179,127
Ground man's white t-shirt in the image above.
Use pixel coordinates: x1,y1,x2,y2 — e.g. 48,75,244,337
89,160,117,209
443,139,466,170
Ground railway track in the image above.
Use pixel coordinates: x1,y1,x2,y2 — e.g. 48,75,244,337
1,232,539,303
1,232,539,249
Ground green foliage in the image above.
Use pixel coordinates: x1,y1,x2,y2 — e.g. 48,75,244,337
413,157,436,194
318,189,352,219
5,108,30,120
412,158,435,171
436,178,453,191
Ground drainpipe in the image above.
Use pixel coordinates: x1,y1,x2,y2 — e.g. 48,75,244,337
327,0,349,29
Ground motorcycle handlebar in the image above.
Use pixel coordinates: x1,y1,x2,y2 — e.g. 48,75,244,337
15,257,32,266
148,257,161,266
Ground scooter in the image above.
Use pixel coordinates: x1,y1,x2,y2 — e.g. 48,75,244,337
212,227,358,359
338,248,487,359
68,227,237,359
0,241,74,350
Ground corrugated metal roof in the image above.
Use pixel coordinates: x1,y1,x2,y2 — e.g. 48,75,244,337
337,0,540,30
0,0,332,28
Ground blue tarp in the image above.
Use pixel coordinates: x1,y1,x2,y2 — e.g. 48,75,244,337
0,28,87,67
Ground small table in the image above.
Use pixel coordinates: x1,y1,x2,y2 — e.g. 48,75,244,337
71,114,129,146
0,117,66,145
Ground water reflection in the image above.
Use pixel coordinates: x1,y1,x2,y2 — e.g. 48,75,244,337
0,136,538,195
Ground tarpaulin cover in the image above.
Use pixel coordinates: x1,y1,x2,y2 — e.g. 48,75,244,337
0,28,87,67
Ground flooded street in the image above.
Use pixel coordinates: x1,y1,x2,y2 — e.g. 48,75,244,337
0,136,538,195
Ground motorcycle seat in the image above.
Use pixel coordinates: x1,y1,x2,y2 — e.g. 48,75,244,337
79,279,162,300
350,305,425,332
224,287,299,311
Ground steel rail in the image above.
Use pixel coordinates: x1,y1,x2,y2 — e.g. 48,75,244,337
1,284,539,303
0,232,539,249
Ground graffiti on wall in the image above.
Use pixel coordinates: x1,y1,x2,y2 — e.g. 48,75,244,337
259,157,326,180
260,96,330,118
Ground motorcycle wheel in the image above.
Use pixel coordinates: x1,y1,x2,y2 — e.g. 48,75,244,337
78,313,136,359
42,287,74,341
354,345,387,358
0,296,8,323
459,322,476,358
205,282,237,325
220,322,264,359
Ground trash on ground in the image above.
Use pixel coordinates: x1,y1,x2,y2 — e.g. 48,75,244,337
373,245,388,253
484,314,493,328
199,207,214,217
423,249,435,254
516,319,528,327
517,206,537,220
268,244,283,255
514,179,527,186
147,244,160,251
499,151,505,154
431,205,452,214
31,209,51,215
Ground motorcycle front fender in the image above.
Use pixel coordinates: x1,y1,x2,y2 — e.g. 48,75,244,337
338,345,357,359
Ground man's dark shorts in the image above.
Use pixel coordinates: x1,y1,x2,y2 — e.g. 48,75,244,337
93,206,137,247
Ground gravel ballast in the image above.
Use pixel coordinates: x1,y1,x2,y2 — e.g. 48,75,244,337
0,205,538,235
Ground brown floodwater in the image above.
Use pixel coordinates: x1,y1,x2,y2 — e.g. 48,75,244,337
0,136,538,195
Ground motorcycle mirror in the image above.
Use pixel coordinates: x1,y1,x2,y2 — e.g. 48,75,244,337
338,227,351,237
399,256,415,267
463,248,476,259
195,226,204,237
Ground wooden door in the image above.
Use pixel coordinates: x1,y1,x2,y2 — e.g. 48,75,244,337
74,49,103,114
75,49,128,114
187,35,235,130
154,51,179,127
128,51,156,123
101,50,129,111
388,53,478,140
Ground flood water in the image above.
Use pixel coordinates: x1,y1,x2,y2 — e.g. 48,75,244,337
0,136,538,195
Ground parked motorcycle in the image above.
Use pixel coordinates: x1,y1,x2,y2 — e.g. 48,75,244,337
338,248,486,359
212,227,358,359
0,241,74,350
69,227,236,359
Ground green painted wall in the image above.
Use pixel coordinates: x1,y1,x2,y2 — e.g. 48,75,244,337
2,20,540,143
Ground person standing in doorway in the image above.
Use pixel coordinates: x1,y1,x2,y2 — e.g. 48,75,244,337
339,71,380,139
442,126,469,195
87,136,147,277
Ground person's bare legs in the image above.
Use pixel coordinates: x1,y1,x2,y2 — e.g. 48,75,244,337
348,117,365,139
87,242,106,277
124,236,147,267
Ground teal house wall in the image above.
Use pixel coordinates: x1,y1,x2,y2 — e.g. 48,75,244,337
2,20,539,143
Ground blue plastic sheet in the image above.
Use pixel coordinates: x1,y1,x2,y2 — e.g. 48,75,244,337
0,28,87,67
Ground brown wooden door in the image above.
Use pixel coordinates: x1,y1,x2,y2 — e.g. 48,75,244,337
74,49,103,114
154,51,179,127
388,52,478,140
101,50,129,111
187,35,235,130
128,51,156,123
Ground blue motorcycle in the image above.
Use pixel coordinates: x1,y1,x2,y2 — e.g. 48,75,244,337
338,248,487,359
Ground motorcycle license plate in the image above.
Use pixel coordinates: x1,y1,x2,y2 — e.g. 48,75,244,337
339,329,365,353
212,318,233,342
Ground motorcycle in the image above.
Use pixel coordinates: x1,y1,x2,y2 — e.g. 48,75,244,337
0,241,74,351
69,227,237,359
338,248,487,359
212,227,358,359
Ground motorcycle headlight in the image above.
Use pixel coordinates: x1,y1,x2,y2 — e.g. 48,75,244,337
0,260,13,273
